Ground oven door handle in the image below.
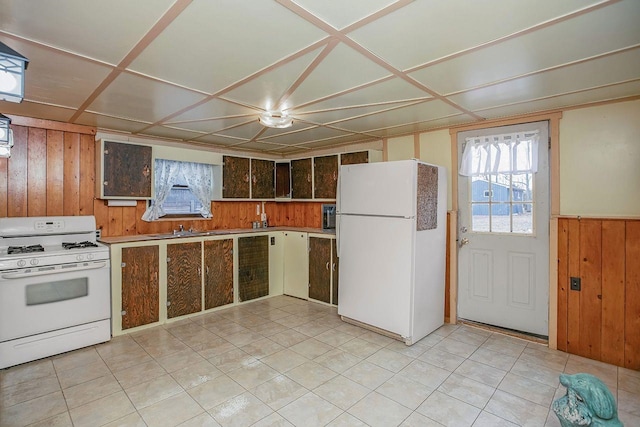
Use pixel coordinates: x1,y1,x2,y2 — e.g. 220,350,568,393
1,261,109,279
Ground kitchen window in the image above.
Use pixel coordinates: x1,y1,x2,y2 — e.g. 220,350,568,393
142,159,214,221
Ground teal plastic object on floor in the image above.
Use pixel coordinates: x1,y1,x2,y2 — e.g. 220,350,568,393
552,373,622,426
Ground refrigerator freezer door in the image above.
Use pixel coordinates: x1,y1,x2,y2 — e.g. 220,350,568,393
338,214,414,338
339,160,416,218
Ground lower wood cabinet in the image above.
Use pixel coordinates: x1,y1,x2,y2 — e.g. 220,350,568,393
309,237,331,303
308,235,338,306
167,242,202,318
121,245,160,330
204,239,234,309
238,235,269,301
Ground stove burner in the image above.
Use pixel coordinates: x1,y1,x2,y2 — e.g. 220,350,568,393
8,245,45,254
62,241,99,250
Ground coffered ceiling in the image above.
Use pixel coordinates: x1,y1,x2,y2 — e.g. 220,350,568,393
0,0,639,155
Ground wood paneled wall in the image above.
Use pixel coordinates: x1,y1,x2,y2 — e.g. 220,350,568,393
0,124,323,236
557,217,640,369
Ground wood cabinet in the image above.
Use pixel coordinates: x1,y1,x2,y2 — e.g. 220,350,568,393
313,155,338,199
309,237,331,303
291,158,312,199
121,245,159,330
166,242,202,318
97,140,152,199
340,151,370,165
204,239,234,309
223,156,250,198
251,159,275,199
275,162,291,199
283,232,309,299
308,235,338,305
238,235,269,301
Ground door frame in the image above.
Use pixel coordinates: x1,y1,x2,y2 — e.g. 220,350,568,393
448,111,562,348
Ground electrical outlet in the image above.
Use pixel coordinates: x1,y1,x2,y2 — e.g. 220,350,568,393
570,277,581,291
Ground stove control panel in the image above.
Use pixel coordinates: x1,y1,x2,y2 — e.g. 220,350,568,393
34,220,65,233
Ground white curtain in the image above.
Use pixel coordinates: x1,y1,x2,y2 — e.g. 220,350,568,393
142,159,181,222
182,161,213,219
460,131,539,176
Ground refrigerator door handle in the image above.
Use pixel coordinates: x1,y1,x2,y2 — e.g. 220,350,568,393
336,170,341,258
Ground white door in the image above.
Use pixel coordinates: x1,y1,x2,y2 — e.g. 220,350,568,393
457,121,550,336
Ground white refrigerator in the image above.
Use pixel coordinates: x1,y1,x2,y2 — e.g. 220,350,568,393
337,159,447,345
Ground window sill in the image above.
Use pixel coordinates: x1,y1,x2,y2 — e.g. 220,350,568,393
155,215,212,221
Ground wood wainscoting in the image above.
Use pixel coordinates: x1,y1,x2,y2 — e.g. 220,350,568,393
557,217,640,369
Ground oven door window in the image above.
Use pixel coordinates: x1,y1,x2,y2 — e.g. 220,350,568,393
26,278,88,305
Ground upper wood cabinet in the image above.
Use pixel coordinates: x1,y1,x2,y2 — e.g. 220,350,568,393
120,245,159,330
291,158,312,199
275,162,291,199
340,150,384,166
166,242,202,318
223,156,250,199
251,159,275,199
96,140,153,199
313,155,338,199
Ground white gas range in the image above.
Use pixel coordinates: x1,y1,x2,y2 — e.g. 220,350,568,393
0,216,111,369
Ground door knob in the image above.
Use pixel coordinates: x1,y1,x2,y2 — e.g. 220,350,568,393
459,237,470,247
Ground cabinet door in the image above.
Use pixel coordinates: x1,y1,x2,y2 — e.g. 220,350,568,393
313,155,338,199
340,151,369,165
167,242,202,318
283,232,309,299
309,237,331,303
204,239,234,309
102,141,152,198
223,156,250,198
251,159,275,199
291,158,312,199
332,238,339,306
275,162,291,198
121,246,159,329
238,235,269,301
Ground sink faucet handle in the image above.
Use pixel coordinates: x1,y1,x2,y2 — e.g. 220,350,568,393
179,224,184,232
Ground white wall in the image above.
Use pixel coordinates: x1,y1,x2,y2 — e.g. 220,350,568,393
559,99,640,217
386,135,414,161
419,129,453,211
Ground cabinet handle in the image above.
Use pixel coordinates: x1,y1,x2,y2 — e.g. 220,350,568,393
103,181,108,186
326,262,330,270
121,310,126,316
244,174,249,182
206,266,209,275
166,301,171,307
197,267,201,276
307,173,311,182
252,175,257,184
332,262,336,271
121,262,126,268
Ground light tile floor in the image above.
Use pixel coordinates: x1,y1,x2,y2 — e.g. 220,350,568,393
1,296,638,427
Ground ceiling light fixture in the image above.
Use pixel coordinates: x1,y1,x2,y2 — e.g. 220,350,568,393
0,42,29,103
259,111,293,129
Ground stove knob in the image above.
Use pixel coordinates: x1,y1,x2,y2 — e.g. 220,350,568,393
76,254,85,261
30,259,39,266
17,259,26,267
87,253,94,260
